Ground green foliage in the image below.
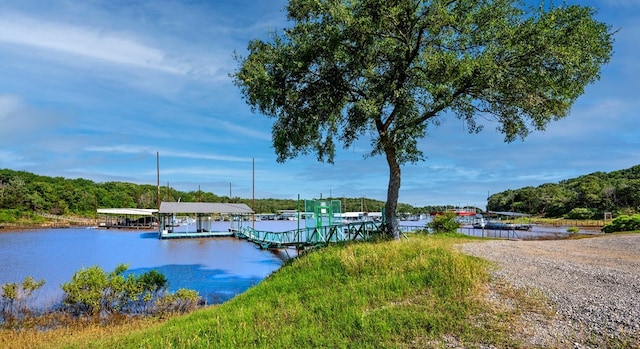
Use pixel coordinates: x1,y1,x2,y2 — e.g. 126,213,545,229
426,212,461,234
1,276,45,323
566,226,580,234
1,284,16,302
61,264,170,317
234,0,613,238
0,209,49,224
0,209,18,223
153,288,200,316
565,207,596,220
137,270,167,292
489,165,640,218
602,214,640,233
61,265,110,316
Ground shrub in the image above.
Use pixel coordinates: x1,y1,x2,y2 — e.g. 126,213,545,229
61,265,110,316
61,264,169,318
601,214,640,233
153,288,200,316
566,226,580,234
0,210,18,223
565,207,596,220
1,276,45,324
426,212,461,234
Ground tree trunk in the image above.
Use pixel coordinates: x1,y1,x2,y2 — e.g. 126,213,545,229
384,147,401,240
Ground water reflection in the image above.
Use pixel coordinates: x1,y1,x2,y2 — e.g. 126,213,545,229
127,264,263,304
139,232,159,239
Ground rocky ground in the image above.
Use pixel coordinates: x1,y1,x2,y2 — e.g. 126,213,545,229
460,233,640,348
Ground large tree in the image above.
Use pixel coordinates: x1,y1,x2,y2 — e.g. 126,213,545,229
233,0,613,239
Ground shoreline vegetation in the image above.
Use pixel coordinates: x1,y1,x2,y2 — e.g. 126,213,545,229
3,232,638,348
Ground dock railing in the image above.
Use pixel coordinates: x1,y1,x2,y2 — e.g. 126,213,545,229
237,221,383,249
237,221,423,249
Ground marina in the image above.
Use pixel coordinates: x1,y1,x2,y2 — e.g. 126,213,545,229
95,202,592,244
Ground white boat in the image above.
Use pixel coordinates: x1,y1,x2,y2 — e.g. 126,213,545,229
473,219,514,230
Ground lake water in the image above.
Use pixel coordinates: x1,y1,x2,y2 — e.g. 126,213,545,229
0,222,297,310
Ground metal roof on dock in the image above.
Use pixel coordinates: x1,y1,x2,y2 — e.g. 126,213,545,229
97,208,158,215
158,202,253,214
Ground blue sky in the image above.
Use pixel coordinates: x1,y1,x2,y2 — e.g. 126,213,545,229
0,0,638,209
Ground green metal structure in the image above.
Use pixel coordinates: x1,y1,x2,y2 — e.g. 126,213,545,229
236,220,382,249
304,199,342,228
235,199,418,249
236,199,375,249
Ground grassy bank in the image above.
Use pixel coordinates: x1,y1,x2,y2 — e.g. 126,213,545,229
6,234,537,348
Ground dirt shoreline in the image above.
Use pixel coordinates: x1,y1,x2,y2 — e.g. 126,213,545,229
0,223,74,231
461,233,640,348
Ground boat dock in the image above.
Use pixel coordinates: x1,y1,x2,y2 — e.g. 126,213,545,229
157,201,254,239
159,230,235,239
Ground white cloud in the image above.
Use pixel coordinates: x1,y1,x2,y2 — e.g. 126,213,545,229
158,166,249,178
86,145,254,163
217,120,273,141
0,149,28,167
0,13,208,77
0,94,22,119
85,145,157,155
0,94,71,142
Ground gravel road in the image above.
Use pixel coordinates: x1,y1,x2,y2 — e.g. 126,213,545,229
460,233,640,348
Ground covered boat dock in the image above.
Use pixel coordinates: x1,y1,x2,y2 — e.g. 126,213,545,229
158,201,254,239
97,208,158,229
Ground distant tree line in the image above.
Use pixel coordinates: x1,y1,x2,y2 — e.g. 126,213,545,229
488,165,640,218
0,169,451,221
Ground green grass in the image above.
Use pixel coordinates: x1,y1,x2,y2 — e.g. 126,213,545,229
19,234,538,348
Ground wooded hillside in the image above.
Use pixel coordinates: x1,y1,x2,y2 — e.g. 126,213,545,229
0,169,424,220
488,165,640,218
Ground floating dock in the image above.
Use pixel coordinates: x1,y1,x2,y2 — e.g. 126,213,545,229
159,230,235,239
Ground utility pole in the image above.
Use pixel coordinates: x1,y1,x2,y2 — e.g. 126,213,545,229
156,152,161,209
252,158,255,229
